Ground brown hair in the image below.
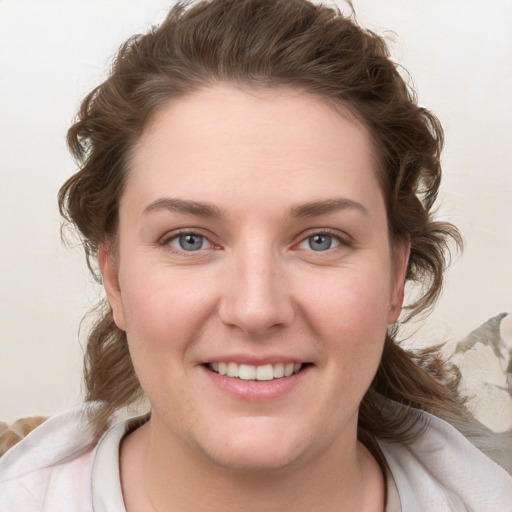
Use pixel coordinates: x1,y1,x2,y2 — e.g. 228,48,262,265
59,0,466,437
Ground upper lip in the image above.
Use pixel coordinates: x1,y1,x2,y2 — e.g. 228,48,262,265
202,355,308,366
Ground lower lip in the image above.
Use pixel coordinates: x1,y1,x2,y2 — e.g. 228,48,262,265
202,365,309,401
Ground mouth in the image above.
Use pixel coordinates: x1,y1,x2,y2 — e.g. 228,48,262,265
205,362,311,381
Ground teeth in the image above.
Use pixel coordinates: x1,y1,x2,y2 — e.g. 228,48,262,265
227,362,238,378
208,361,304,380
273,362,284,378
256,364,274,381
239,364,256,380
284,363,294,377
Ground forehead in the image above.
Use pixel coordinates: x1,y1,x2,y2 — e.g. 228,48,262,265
126,85,382,212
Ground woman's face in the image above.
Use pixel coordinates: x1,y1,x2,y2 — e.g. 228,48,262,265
101,86,408,472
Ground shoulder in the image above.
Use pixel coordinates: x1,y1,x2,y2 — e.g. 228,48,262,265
0,404,103,512
378,404,512,511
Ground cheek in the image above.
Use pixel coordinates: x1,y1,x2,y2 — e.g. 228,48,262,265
118,265,218,363
299,265,391,370
117,274,201,411
301,265,392,333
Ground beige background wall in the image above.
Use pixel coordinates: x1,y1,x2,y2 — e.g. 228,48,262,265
1,0,511,423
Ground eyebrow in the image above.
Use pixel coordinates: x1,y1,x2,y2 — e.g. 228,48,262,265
142,197,368,219
143,198,223,218
290,198,369,217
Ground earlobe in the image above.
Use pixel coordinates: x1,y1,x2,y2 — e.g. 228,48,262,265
387,240,411,324
98,243,126,331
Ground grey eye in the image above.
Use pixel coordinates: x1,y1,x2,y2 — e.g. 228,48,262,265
176,234,205,251
308,234,333,251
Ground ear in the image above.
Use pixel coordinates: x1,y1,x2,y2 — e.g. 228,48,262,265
98,243,126,331
387,240,411,325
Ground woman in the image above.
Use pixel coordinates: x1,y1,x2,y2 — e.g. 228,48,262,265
1,0,511,510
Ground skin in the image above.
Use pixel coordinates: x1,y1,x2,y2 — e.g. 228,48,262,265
99,85,409,511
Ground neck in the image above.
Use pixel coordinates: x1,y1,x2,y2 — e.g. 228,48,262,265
120,418,385,512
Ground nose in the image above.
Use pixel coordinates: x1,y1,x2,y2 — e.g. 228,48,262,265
218,244,295,336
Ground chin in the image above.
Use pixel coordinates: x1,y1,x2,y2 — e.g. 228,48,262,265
194,418,310,473
202,444,301,474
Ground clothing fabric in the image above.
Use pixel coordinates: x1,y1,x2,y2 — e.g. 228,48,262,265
1,402,511,511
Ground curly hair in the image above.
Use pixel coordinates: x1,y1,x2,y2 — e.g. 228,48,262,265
59,0,465,437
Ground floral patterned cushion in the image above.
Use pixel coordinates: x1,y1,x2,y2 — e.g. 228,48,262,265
450,312,512,433
0,416,48,456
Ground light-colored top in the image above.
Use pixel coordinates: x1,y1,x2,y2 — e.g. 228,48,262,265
1,402,511,511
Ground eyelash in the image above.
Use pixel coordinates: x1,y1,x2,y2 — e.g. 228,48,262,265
295,228,353,252
159,227,352,255
159,229,218,253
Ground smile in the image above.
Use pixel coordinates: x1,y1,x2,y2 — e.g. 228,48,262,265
207,362,304,381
